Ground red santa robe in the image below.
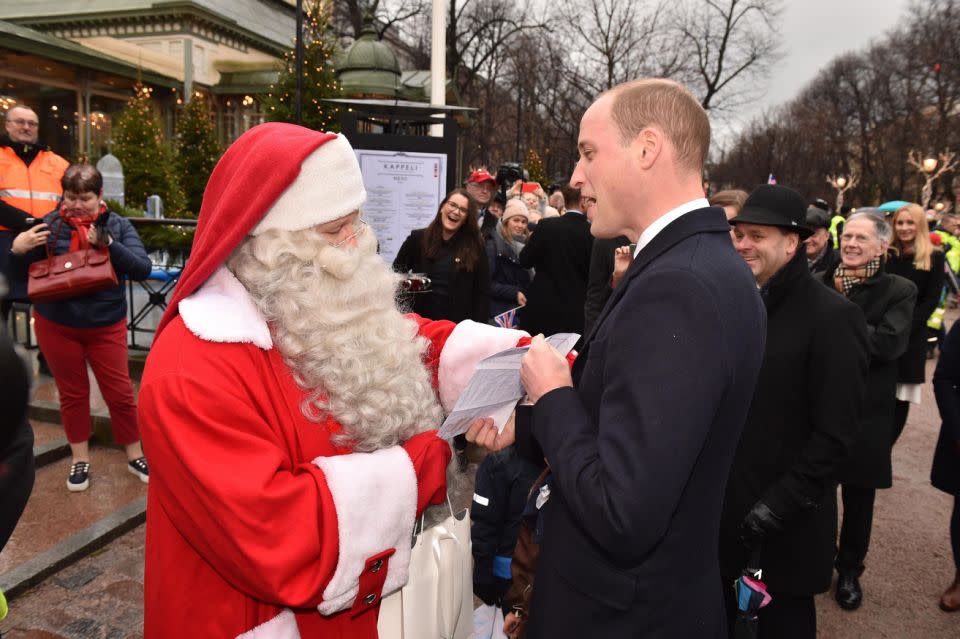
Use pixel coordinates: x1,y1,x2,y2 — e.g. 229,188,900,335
139,265,527,638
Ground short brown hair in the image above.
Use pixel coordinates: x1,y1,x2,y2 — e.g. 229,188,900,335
709,189,748,212
607,79,710,173
561,184,582,209
61,164,103,195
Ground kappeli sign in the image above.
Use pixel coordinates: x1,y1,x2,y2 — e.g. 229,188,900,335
381,162,421,172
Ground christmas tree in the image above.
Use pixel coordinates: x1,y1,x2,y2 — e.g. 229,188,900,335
113,84,187,215
175,95,221,214
264,0,341,132
525,149,547,186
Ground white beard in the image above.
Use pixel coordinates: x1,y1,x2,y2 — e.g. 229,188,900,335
226,225,444,452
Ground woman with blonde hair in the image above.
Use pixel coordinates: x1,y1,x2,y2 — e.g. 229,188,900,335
486,198,532,320
887,203,946,443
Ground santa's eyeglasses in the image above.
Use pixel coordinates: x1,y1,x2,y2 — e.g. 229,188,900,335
329,218,369,248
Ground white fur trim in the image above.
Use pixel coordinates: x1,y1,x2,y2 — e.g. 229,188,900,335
179,266,273,349
250,134,367,236
313,447,417,615
438,320,528,412
234,609,300,639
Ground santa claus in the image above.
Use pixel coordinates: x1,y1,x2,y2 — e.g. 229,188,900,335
138,124,528,638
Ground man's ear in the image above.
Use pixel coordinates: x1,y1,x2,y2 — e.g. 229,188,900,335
785,232,801,256
634,128,662,170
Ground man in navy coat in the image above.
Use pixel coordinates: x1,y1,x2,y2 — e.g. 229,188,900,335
468,79,766,637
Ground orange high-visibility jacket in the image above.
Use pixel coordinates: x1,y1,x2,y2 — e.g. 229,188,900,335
0,145,69,229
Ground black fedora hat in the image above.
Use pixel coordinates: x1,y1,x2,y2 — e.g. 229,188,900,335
805,206,831,231
730,184,812,239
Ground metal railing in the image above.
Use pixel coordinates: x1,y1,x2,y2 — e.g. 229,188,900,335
125,217,196,350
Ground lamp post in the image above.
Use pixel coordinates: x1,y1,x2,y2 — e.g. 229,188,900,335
908,149,957,209
827,173,858,211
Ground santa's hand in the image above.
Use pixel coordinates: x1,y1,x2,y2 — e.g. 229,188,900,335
465,416,515,452
401,430,452,516
520,335,573,404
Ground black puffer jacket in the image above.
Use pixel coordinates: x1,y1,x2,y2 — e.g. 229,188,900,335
470,446,543,606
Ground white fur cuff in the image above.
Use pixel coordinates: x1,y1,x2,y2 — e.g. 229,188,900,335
179,266,273,349
438,320,528,412
313,447,417,615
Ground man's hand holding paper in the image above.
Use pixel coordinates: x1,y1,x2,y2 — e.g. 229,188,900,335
520,334,574,404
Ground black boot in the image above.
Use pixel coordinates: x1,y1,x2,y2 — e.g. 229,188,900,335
836,573,863,610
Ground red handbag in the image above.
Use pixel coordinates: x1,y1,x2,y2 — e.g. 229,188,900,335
27,219,118,303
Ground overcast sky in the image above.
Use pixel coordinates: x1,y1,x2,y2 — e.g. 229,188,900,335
716,0,914,146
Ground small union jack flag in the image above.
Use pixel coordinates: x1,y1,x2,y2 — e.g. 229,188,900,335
493,306,520,328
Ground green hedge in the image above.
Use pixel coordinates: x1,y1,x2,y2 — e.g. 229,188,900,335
105,198,196,252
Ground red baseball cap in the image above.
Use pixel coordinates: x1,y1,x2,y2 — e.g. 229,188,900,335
467,168,496,184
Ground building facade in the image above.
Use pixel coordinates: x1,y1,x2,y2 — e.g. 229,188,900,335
0,0,296,160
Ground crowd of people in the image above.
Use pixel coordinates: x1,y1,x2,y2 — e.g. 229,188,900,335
1,77,960,639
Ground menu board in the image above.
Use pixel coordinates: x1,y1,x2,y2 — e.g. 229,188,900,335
355,149,447,264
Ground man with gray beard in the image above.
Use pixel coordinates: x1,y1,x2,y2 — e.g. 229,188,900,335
138,123,530,639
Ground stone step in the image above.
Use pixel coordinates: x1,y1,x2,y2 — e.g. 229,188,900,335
0,446,148,600
30,420,70,468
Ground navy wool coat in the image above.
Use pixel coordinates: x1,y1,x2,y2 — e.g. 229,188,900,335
516,207,766,638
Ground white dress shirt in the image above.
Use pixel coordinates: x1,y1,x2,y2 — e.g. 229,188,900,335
634,198,710,257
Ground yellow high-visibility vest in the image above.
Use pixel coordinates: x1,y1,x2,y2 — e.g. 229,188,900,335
829,215,845,249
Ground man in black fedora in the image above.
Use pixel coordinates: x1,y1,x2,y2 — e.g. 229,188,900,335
720,184,870,638
804,206,841,278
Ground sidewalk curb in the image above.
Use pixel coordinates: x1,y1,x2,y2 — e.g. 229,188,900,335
0,497,146,601
33,439,70,468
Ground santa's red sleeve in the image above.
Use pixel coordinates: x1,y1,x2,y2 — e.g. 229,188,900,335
407,316,530,411
140,359,421,617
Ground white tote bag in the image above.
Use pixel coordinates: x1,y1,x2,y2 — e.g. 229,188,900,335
378,498,473,639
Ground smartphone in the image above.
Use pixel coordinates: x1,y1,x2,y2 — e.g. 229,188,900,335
521,182,542,194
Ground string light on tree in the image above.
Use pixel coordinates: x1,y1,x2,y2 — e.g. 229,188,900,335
908,149,957,209
113,82,186,215
263,0,341,132
175,93,222,215
525,149,547,186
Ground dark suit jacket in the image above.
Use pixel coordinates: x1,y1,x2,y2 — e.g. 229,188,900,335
517,207,766,638
518,212,593,341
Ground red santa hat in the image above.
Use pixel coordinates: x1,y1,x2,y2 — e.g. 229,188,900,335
155,122,366,338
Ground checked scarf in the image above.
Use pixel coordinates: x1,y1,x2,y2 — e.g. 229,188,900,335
833,258,880,297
